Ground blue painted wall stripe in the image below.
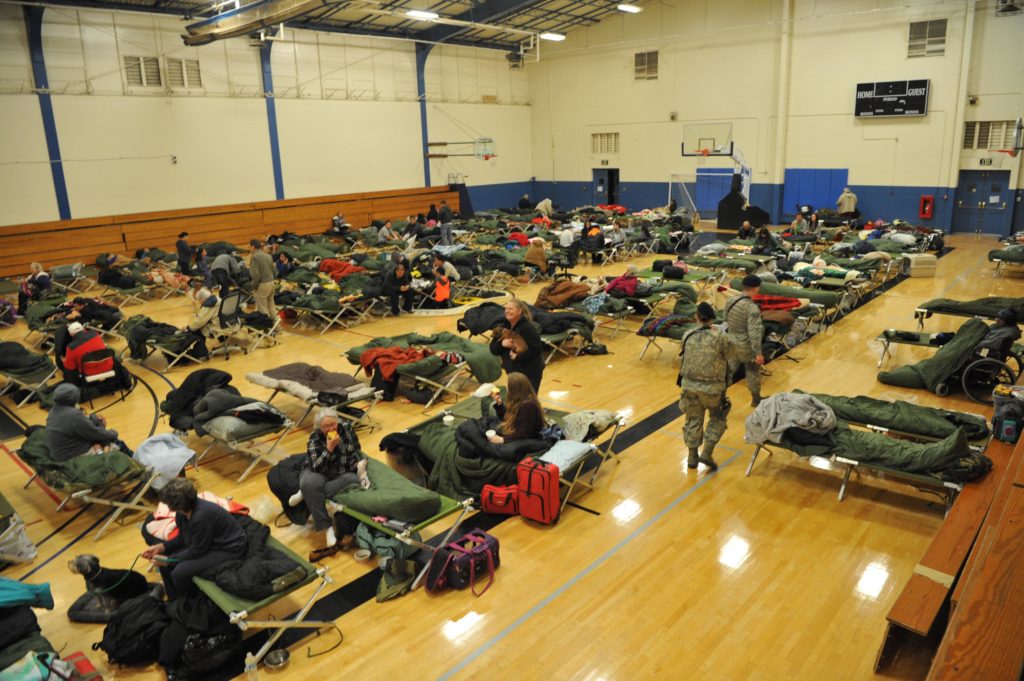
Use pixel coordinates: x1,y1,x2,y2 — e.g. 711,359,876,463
24,6,71,221
259,41,285,201
415,44,432,188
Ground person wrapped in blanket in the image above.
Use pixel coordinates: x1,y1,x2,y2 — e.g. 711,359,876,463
978,308,1021,356
288,409,370,548
45,383,126,460
16,262,52,316
141,479,247,600
484,372,545,444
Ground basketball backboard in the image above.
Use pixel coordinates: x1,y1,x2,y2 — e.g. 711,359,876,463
681,122,734,157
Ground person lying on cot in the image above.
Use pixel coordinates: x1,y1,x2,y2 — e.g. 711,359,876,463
289,409,370,548
45,383,125,461
485,372,545,444
141,478,247,600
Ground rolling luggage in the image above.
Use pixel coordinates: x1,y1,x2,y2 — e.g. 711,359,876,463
516,457,560,525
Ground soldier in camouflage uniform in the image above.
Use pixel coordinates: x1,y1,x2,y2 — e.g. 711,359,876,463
725,274,766,406
678,302,738,471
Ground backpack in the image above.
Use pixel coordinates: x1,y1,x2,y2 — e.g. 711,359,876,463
93,594,169,667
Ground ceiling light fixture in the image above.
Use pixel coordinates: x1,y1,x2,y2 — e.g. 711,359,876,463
406,9,440,20
539,32,565,41
616,3,642,13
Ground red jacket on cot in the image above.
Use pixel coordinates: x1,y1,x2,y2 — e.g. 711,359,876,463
507,232,530,246
605,274,638,297
63,331,112,373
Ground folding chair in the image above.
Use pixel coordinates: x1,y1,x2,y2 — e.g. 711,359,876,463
208,291,246,359
77,348,127,408
244,315,281,353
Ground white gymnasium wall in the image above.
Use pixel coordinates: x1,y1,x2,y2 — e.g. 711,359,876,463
527,0,1024,196
424,46,531,188
960,6,1024,182
528,0,782,187
0,7,533,224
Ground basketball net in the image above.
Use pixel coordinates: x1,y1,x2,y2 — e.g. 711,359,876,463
698,148,711,157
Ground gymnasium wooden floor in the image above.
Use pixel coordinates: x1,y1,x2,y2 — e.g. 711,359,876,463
1,232,1017,680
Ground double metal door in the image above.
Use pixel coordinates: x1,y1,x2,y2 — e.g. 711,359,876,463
952,169,1012,236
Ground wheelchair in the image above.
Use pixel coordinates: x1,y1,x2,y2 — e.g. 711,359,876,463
934,338,1022,403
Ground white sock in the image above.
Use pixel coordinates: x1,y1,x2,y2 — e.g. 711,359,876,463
325,526,337,547
288,491,304,507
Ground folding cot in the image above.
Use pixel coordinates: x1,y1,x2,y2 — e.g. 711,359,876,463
285,295,382,334
0,343,58,408
875,328,1024,374
541,326,588,364
744,394,992,515
96,281,149,308
246,363,383,431
345,332,501,412
745,442,966,515
195,410,296,482
14,428,158,540
193,536,334,678
635,268,725,300
914,296,1024,331
48,263,93,295
434,395,626,513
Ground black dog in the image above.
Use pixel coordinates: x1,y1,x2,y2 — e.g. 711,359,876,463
68,554,150,609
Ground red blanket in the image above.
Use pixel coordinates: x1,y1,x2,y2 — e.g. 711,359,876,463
753,294,801,311
359,347,430,381
319,259,367,283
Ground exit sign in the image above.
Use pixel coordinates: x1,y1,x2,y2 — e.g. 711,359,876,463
980,158,993,166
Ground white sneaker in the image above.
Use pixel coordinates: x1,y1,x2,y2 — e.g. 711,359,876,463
473,383,495,398
288,491,304,507
325,526,337,547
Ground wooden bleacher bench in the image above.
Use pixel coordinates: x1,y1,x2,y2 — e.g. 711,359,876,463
924,436,1024,680
874,437,1015,671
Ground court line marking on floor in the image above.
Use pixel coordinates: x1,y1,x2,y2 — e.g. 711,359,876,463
435,446,742,681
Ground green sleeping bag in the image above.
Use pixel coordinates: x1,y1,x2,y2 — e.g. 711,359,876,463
332,458,440,523
877,318,989,391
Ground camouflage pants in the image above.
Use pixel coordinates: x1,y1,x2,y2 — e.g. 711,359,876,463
729,344,761,396
679,390,728,450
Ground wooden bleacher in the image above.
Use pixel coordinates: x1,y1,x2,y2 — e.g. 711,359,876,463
925,427,1024,680
875,387,1024,676
0,185,459,278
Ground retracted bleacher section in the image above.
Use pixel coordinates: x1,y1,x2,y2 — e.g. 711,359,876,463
0,185,459,278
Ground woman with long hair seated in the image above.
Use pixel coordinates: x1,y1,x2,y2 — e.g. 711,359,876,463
486,372,545,444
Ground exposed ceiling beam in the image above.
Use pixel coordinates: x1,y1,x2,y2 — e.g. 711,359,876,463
413,0,538,44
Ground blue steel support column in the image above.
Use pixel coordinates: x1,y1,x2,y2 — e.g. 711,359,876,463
24,6,71,220
415,42,432,187
259,40,285,200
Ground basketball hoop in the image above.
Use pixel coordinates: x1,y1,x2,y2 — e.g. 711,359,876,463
697,148,711,157
994,149,1020,158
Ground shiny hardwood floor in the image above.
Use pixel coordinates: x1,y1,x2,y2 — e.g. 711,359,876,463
1,233,1019,681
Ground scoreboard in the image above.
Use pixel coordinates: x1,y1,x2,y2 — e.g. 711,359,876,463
855,79,929,118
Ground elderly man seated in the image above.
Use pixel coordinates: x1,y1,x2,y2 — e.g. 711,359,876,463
185,288,248,356
45,383,124,460
61,321,111,381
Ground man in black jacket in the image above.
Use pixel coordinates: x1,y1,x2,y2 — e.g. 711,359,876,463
439,200,454,246
383,262,414,315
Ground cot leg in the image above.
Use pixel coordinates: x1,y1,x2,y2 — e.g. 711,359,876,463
745,446,762,477
877,341,890,368
195,441,216,466
23,473,38,489
838,464,853,501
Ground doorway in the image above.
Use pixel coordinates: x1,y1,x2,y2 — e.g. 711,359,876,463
593,168,619,205
952,169,1013,236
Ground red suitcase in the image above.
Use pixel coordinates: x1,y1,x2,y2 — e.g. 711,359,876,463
516,457,560,525
480,484,518,515
64,651,103,681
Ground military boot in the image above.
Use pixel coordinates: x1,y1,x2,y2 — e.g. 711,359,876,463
698,446,718,471
687,448,700,469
